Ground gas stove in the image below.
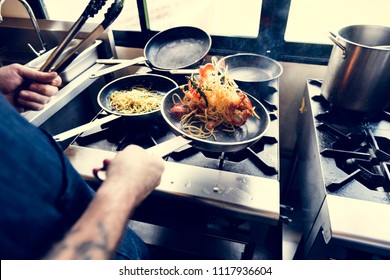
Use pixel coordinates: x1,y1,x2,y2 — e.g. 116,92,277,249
64,67,282,259
294,79,390,259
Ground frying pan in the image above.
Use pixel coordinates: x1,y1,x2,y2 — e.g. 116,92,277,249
217,53,283,96
53,74,178,142
91,26,212,78
153,86,271,154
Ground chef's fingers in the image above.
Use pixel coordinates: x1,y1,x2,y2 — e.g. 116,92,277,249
18,67,62,86
28,82,59,97
16,90,51,111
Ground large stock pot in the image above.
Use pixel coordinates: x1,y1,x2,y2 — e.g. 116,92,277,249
321,25,390,112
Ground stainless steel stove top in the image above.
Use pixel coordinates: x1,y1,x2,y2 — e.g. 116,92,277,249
294,79,390,259
63,67,282,259
65,66,280,219
307,79,390,202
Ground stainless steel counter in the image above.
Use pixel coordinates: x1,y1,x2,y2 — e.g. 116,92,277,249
326,195,390,255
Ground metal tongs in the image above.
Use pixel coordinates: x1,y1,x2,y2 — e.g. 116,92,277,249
40,0,125,73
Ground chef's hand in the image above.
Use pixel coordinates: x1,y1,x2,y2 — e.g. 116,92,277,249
97,145,165,207
0,63,62,111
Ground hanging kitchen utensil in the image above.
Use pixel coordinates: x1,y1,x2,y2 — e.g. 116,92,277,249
53,73,178,142
322,25,390,112
90,26,212,78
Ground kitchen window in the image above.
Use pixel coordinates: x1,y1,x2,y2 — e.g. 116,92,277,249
41,0,262,37
35,0,390,64
145,0,262,37
42,0,141,31
285,0,390,44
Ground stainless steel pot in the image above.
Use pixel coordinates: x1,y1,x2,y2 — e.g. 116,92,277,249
322,25,390,112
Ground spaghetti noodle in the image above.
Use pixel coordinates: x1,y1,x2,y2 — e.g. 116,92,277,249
109,86,163,115
169,58,259,139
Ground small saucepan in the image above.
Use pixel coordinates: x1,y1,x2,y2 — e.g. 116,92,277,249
217,53,283,97
53,74,178,142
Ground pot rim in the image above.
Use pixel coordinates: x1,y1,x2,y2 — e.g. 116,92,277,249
337,24,390,50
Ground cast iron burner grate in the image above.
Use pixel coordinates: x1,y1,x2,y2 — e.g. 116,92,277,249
318,123,390,192
312,94,390,124
194,135,278,175
160,132,278,176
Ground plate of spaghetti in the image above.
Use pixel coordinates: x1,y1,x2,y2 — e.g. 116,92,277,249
161,59,270,153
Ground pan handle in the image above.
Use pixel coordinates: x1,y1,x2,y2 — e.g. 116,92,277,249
95,59,139,64
90,56,146,78
328,31,347,58
147,136,192,157
93,136,192,181
169,69,199,75
96,60,199,75
53,114,120,142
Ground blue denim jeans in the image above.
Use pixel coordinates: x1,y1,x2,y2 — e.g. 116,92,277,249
115,227,150,260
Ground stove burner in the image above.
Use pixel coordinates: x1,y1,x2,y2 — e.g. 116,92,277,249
169,135,278,176
319,123,390,192
312,95,389,125
306,79,390,124
309,79,390,125
203,138,278,175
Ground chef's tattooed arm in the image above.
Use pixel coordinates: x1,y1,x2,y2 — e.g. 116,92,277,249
45,225,112,259
45,145,165,260
45,187,133,260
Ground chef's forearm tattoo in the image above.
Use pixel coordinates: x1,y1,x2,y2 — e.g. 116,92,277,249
45,222,112,259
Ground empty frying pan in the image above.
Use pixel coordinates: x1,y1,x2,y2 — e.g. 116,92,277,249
91,26,212,78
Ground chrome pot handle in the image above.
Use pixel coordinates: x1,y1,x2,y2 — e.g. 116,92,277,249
328,32,347,58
